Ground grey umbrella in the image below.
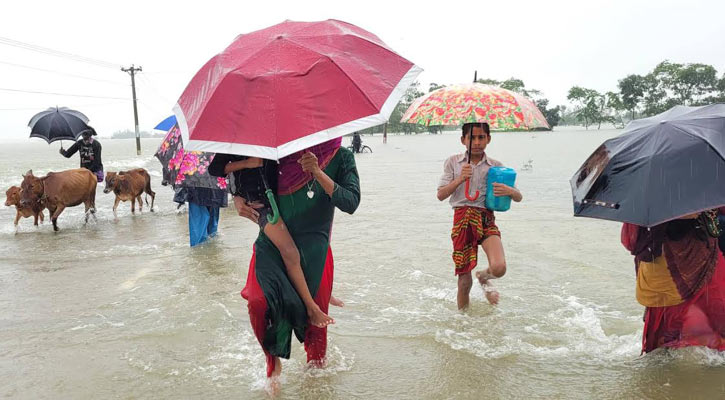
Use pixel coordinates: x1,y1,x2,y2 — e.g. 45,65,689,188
571,104,725,227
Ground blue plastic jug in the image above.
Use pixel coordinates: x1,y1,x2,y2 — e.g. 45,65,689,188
485,166,517,212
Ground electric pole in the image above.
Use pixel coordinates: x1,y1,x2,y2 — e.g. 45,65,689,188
121,64,143,155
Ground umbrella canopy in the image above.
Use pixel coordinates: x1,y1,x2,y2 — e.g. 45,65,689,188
173,19,422,160
154,115,177,131
154,125,227,191
28,107,91,144
400,83,549,130
571,104,725,227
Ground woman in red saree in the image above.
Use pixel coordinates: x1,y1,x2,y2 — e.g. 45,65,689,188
233,138,360,380
621,210,725,353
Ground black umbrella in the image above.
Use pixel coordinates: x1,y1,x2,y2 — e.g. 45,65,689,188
571,104,725,227
28,106,91,144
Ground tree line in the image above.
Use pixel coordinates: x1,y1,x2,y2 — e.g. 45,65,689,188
358,60,725,135
566,60,725,129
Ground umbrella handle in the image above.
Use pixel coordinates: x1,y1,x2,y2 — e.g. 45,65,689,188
265,189,280,225
465,179,480,201
464,126,479,200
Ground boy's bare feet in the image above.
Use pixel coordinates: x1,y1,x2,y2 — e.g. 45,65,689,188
475,270,500,305
308,305,335,328
329,296,344,307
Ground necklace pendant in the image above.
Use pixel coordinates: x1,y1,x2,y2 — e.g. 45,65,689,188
307,190,314,199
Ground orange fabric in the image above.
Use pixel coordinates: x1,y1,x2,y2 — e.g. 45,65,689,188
636,256,683,307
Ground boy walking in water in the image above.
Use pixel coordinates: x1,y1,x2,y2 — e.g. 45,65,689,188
437,122,522,309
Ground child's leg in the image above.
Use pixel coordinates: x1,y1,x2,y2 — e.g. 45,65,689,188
264,219,335,328
457,272,473,310
481,235,506,277
476,235,506,305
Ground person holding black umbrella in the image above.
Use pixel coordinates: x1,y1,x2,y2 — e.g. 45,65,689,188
60,127,104,182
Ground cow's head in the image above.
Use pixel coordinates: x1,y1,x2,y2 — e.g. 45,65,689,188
103,172,118,194
19,170,43,207
4,186,20,207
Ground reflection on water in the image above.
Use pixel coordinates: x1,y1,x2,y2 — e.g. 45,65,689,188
1,133,723,399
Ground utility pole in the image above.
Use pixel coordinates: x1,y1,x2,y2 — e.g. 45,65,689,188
121,64,143,155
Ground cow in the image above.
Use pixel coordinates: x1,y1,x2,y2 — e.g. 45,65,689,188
20,169,97,232
103,168,155,218
5,185,45,231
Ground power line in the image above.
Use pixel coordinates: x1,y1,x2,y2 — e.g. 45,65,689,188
0,100,128,111
0,60,128,86
0,87,128,100
0,36,120,69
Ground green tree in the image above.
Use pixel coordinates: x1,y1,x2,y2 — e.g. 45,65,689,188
428,82,445,92
641,70,669,116
500,78,525,93
618,74,645,120
475,78,501,85
672,63,718,105
388,80,425,134
567,86,602,129
534,98,560,129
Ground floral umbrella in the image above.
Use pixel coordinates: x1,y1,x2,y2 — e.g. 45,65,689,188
154,125,227,192
400,83,549,130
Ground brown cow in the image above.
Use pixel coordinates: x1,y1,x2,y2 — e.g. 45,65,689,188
20,169,97,231
5,185,45,230
103,168,155,217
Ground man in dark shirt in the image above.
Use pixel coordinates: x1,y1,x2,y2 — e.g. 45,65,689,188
352,132,362,153
60,128,104,182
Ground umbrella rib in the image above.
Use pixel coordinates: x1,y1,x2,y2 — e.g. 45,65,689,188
669,122,725,161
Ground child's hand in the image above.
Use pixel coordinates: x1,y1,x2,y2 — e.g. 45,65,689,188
245,157,263,168
492,183,515,197
459,164,473,183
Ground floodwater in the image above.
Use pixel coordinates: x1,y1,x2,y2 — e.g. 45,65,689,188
1,131,724,399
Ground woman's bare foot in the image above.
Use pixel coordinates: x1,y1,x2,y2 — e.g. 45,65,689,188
308,305,335,328
330,296,344,307
475,271,500,305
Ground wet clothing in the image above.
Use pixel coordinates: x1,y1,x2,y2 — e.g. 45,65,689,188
451,206,500,275
187,202,220,246
719,213,725,253
622,216,725,353
173,186,227,247
61,139,103,174
438,152,503,209
242,146,359,372
352,134,361,153
642,253,725,353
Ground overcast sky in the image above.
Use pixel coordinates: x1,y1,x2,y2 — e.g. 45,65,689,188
1,0,723,140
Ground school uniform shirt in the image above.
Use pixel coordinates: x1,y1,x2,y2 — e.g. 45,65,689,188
438,152,502,208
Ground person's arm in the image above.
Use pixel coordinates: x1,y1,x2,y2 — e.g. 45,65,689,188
300,149,360,214
437,161,470,201
208,154,262,177
59,141,79,158
492,183,523,202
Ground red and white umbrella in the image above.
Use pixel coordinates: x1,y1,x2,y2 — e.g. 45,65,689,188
174,19,422,160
